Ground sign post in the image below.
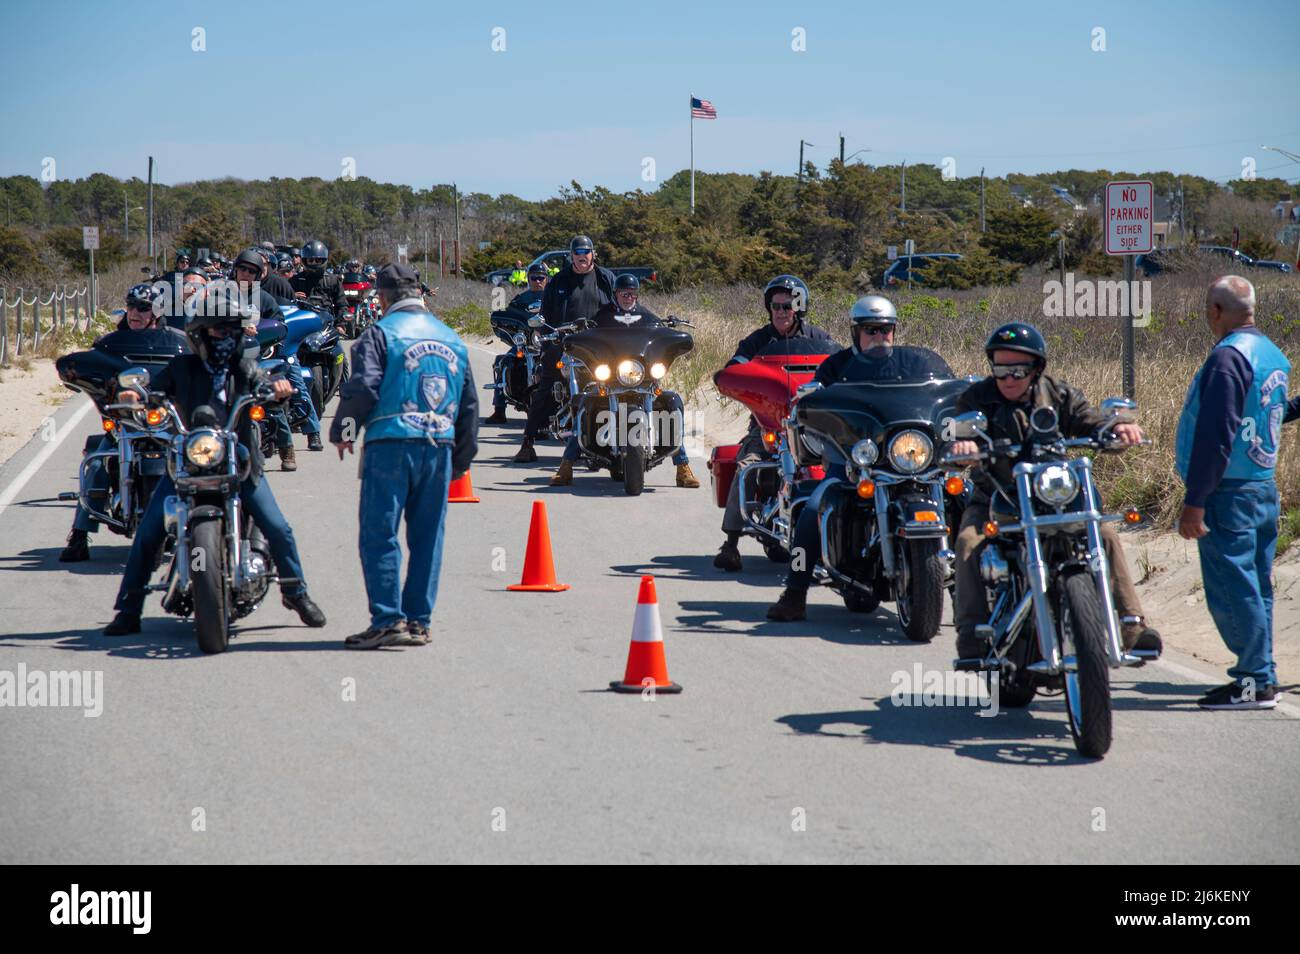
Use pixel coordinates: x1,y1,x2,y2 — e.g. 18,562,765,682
1105,180,1153,399
83,227,99,316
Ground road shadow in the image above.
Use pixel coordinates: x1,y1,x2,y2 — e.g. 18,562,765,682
1,619,349,658
610,553,786,586
487,474,667,498
0,546,129,576
673,597,913,647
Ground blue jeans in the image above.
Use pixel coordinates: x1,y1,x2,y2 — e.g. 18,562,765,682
73,434,112,533
1197,478,1279,687
272,360,321,445
358,440,452,628
114,474,308,617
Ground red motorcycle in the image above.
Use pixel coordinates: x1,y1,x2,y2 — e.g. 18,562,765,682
338,272,379,338
708,339,831,561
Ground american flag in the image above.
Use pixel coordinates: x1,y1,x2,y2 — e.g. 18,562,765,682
690,96,717,120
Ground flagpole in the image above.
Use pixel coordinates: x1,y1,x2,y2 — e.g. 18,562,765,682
690,95,696,215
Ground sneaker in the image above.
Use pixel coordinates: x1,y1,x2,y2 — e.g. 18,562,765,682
713,541,742,572
485,408,508,425
1198,681,1278,710
512,438,538,464
396,620,431,647
282,592,326,627
675,464,701,488
306,433,323,452
279,446,298,472
765,587,807,622
103,612,141,637
59,530,90,563
344,623,405,650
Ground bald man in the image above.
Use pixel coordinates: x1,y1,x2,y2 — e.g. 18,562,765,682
1175,275,1288,709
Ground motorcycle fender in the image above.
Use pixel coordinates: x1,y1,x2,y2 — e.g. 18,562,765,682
893,495,947,538
188,504,224,522
138,453,168,476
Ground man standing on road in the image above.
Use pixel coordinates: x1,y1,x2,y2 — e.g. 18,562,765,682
513,234,615,463
330,263,479,649
1176,275,1288,710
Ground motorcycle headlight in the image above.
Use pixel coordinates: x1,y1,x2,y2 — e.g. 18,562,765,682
1033,464,1079,506
594,363,611,382
185,431,225,468
850,439,878,467
512,332,526,347
650,362,668,380
887,429,933,474
617,359,645,386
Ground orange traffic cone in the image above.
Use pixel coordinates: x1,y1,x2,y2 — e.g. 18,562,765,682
610,575,681,693
506,499,570,592
448,468,480,503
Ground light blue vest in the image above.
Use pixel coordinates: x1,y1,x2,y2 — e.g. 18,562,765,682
364,307,468,445
1175,330,1289,482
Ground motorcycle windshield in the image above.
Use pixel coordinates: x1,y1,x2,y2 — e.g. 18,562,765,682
56,327,188,403
563,325,693,372
278,304,325,355
257,319,287,350
715,352,831,430
796,377,973,456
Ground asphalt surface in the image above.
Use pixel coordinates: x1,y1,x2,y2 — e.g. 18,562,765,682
1,343,1297,864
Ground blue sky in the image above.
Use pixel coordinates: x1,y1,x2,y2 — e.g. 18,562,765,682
1,0,1296,198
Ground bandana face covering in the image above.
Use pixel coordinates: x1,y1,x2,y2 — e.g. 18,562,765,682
204,333,241,400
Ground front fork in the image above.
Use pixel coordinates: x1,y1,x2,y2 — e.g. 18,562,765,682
1015,470,1064,672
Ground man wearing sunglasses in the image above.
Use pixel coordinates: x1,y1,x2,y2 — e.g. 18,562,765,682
485,263,549,426
945,321,1160,662
514,234,615,463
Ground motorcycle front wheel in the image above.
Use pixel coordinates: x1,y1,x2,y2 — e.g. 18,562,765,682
622,446,645,496
1059,570,1113,758
897,538,944,642
191,518,231,655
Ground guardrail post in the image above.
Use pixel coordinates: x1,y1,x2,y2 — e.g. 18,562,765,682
33,296,42,351
0,288,7,367
15,289,23,357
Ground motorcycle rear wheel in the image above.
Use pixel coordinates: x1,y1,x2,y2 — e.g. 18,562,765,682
1059,570,1113,758
191,519,230,655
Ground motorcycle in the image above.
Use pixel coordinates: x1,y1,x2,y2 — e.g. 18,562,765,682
114,366,289,655
277,301,347,416
54,327,187,538
942,400,1152,758
709,338,832,561
486,299,544,414
338,272,379,339
535,317,694,495
790,373,972,641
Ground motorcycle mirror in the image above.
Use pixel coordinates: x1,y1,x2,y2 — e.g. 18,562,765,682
116,367,151,393
1101,397,1137,423
192,405,220,427
948,411,987,438
527,316,545,328
1030,406,1060,435
795,382,823,398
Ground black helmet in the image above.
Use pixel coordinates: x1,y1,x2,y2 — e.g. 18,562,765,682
275,253,294,271
614,273,640,292
984,322,1048,366
233,249,267,275
569,234,594,254
363,264,377,276
345,258,362,271
185,285,252,361
763,274,809,319
302,239,328,264
287,246,302,258
126,282,163,311
527,262,548,278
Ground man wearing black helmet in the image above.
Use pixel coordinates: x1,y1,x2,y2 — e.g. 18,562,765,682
59,284,188,562
101,289,326,636
945,321,1160,660
547,274,700,487
713,275,837,571
291,239,346,314
513,234,616,463
485,262,550,426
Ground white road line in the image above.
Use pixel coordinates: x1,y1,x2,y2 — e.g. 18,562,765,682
0,399,95,522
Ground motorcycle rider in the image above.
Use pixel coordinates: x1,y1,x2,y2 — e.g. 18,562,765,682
275,253,296,280
509,260,528,287
764,296,955,620
59,284,189,562
513,234,615,463
233,249,323,459
101,289,327,636
945,322,1162,660
713,275,837,571
485,262,549,426
291,239,346,314
548,274,700,488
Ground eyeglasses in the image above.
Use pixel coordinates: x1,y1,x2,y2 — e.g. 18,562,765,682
990,362,1036,380
859,325,893,336
128,303,155,314
769,302,795,313
571,249,593,256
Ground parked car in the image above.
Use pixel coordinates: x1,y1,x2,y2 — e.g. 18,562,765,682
1252,260,1293,273
1199,245,1255,268
882,252,963,287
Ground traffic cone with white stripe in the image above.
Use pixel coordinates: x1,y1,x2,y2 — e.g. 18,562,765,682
610,575,682,694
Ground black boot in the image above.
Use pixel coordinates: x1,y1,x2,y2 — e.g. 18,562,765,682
513,437,538,463
283,592,327,627
713,539,742,572
955,628,987,660
766,587,807,621
104,612,141,636
59,529,90,563
306,433,323,452
485,407,508,425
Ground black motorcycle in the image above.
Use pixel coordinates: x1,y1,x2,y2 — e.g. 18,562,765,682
115,367,289,655
537,319,694,495
487,302,543,415
791,374,972,641
55,327,188,538
942,401,1150,759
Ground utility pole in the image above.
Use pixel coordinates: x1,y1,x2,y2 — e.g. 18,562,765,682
146,157,154,260
453,183,461,277
279,197,287,244
901,162,907,213
980,167,986,232
798,140,806,181
123,192,129,241
839,134,845,164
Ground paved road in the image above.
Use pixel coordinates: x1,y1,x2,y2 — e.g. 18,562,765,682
1,344,1297,863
